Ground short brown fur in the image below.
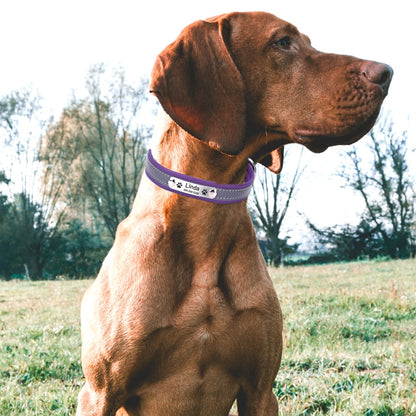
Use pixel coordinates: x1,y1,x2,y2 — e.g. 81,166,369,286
77,12,392,416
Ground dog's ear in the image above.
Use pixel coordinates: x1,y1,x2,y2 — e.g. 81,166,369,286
259,147,284,174
150,16,246,156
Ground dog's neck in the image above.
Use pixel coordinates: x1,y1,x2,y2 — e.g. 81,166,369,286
134,111,252,211
130,112,255,275
151,112,250,186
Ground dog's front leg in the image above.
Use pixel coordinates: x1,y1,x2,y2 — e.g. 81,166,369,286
76,382,121,416
236,387,279,416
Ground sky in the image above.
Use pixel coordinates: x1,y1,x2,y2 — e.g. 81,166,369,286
1,0,414,241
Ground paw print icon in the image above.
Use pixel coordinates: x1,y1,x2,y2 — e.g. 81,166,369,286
168,177,182,190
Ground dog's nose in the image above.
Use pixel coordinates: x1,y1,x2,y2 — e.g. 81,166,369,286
362,61,393,95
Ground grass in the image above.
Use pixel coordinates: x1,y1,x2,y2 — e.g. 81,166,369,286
271,259,416,415
0,280,86,415
0,259,415,415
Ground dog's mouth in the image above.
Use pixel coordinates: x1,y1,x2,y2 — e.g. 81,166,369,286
252,138,289,163
293,107,381,153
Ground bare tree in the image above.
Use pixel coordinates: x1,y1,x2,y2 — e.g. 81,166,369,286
311,114,415,260
345,115,414,258
250,151,304,266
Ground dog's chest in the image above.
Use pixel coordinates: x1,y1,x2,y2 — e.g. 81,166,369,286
172,284,230,329
146,283,270,375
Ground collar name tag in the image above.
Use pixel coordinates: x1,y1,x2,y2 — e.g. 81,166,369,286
145,150,255,204
168,177,218,199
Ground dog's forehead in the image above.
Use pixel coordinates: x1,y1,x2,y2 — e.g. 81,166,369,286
205,11,292,29
226,12,301,40
226,12,303,48
236,11,288,25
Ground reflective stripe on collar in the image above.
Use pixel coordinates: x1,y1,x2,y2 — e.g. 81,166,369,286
145,150,255,204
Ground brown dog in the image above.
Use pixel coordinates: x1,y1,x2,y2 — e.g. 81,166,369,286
76,12,392,416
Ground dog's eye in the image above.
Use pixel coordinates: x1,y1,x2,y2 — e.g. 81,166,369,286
272,36,291,50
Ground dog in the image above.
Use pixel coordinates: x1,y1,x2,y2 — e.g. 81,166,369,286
76,11,392,415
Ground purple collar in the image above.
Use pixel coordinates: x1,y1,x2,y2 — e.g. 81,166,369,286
145,150,255,204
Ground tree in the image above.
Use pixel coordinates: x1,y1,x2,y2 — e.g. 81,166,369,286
41,64,150,238
309,114,415,260
343,116,414,258
0,89,67,279
10,193,67,279
46,219,108,279
306,218,384,262
0,176,15,277
0,89,37,137
250,152,304,266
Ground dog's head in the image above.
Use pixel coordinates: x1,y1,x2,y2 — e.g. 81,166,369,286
150,12,392,173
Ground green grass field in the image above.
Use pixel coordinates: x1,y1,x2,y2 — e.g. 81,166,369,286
1,259,415,415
